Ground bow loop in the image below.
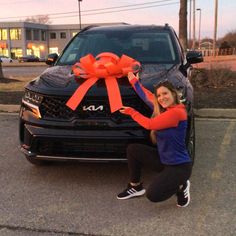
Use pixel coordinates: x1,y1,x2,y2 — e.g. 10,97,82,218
67,52,140,113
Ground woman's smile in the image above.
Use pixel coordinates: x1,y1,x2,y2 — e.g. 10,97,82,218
156,86,175,108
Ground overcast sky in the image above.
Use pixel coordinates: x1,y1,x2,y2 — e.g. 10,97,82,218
0,0,235,39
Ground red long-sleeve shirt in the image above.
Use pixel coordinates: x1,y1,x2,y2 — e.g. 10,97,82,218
125,78,191,165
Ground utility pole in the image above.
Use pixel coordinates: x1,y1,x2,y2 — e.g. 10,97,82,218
213,0,218,56
192,0,196,49
179,0,188,51
78,0,82,30
196,8,201,49
189,0,192,47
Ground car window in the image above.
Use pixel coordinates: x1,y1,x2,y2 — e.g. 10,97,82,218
57,29,180,67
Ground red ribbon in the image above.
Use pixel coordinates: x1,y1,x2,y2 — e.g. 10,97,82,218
66,52,140,113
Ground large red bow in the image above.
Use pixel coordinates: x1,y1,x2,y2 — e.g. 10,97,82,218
66,52,140,113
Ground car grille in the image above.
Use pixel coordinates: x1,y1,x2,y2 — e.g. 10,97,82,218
34,137,130,158
39,95,151,120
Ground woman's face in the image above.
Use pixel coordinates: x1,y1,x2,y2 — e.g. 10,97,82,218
156,86,176,108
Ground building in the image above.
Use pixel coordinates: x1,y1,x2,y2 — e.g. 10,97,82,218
0,21,120,59
0,22,48,59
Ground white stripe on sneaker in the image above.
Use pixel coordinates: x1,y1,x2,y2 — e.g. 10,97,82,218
177,180,191,207
128,188,136,194
117,188,146,200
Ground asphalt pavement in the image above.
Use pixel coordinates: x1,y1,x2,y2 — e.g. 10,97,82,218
0,115,235,236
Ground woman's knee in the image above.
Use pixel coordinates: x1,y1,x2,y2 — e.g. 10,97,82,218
127,143,143,153
127,144,143,159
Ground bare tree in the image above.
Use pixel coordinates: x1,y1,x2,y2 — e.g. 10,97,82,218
218,30,236,48
25,15,51,24
0,62,4,79
179,0,188,51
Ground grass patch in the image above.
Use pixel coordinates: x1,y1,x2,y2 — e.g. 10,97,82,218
191,67,236,89
1,67,236,91
0,80,28,91
0,76,32,91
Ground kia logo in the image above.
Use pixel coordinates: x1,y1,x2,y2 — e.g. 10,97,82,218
82,105,104,111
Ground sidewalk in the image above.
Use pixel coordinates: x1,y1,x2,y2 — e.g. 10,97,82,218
0,104,236,119
2,62,46,67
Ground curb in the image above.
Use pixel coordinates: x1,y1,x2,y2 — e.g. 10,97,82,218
0,104,20,113
2,62,46,67
0,104,236,119
194,108,236,119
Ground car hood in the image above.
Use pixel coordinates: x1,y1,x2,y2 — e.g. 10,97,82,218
26,64,190,97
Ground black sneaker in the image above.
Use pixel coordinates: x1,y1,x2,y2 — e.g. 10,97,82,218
177,180,190,207
117,183,146,200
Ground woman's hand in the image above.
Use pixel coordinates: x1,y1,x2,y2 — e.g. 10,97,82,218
127,72,139,83
119,106,137,116
119,106,131,114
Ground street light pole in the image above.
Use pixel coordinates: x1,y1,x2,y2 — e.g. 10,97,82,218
192,0,196,49
196,8,201,49
189,0,192,46
213,0,218,56
78,0,82,30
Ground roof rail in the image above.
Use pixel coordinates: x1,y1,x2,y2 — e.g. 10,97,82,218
79,25,99,33
79,23,129,33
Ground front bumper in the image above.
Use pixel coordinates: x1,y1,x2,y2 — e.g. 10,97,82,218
19,114,150,162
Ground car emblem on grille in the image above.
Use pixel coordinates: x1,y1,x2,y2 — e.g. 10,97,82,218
82,105,104,111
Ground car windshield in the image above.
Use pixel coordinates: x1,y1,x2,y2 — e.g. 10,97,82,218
57,28,180,68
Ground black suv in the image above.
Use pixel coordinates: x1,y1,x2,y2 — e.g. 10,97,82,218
19,24,203,165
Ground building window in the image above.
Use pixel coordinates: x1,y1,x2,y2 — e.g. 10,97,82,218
10,29,22,40
60,32,66,39
0,48,9,57
33,48,40,58
10,48,23,58
26,49,33,55
41,31,46,41
0,29,8,40
26,29,32,40
33,30,39,41
72,32,78,37
50,32,56,39
49,47,58,54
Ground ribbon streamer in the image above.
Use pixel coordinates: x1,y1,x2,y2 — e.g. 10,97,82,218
66,52,140,113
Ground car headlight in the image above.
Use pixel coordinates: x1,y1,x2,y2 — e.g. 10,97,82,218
22,90,43,118
23,90,43,105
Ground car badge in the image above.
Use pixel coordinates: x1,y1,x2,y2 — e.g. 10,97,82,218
82,105,104,111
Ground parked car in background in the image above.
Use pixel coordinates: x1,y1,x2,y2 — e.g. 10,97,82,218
39,57,46,62
19,24,203,165
18,55,39,62
0,55,13,63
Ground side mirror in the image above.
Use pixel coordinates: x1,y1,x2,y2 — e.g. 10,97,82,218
186,51,203,64
46,53,59,66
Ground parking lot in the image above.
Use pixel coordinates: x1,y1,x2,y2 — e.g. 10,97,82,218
2,63,47,78
0,114,235,236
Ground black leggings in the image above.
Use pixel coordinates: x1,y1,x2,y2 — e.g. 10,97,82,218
127,143,192,202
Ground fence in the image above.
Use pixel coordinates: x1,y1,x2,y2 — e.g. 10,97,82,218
200,48,236,57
